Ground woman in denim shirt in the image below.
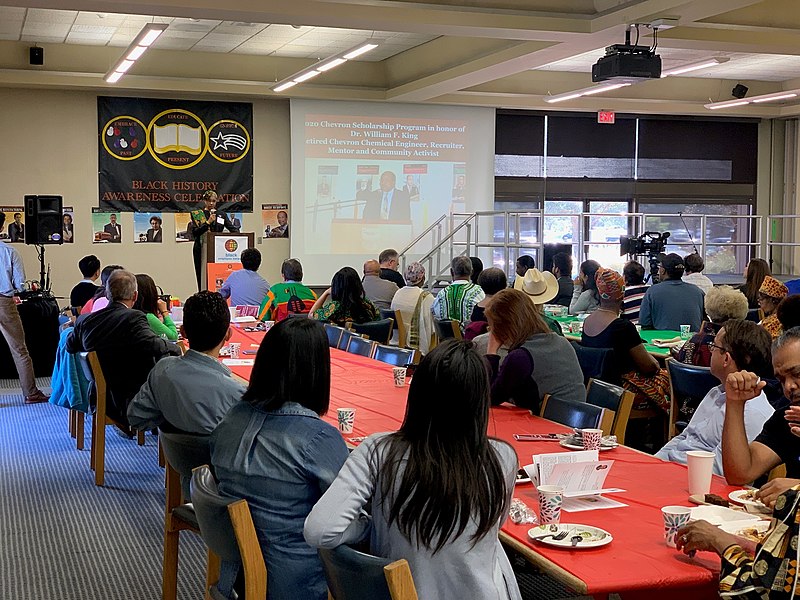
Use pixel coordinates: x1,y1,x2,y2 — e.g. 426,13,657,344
210,318,348,600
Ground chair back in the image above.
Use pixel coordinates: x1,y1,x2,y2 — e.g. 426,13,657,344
373,345,414,367
347,335,377,358
378,308,399,330
319,545,418,600
666,358,719,438
351,318,394,345
434,319,462,341
745,308,760,323
570,342,617,385
586,379,634,445
325,324,345,348
160,432,212,500
76,351,94,384
541,395,614,436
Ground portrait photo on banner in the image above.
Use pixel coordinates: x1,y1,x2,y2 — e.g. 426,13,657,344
92,208,122,244
133,212,164,243
0,206,25,243
97,97,253,216
62,206,75,243
262,204,289,239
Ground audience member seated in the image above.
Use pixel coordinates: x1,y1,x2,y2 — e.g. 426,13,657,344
551,252,574,307
682,253,714,295
66,269,179,426
656,320,774,474
721,327,800,504
128,291,244,434
361,259,399,310
310,266,379,326
621,260,648,323
219,248,270,307
758,275,789,340
738,257,771,309
582,268,670,412
211,318,348,600
70,255,100,311
257,258,317,322
378,248,405,289
512,255,536,288
469,256,483,284
676,286,749,367
464,267,507,340
432,256,485,330
639,253,705,332
513,268,564,336
485,289,584,411
81,264,123,314
133,274,178,341
569,259,601,315
304,340,522,600
777,295,800,332
391,262,434,355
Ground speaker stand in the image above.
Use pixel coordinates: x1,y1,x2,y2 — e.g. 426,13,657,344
35,245,49,292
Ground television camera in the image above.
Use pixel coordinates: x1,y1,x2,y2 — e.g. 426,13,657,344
619,231,670,283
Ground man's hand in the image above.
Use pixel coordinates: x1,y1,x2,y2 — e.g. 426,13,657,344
676,520,738,556
756,478,800,507
725,371,766,404
785,407,800,437
487,331,502,356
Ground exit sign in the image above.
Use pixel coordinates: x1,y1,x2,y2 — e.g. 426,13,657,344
597,110,616,124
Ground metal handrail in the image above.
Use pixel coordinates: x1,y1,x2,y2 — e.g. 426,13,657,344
398,214,449,256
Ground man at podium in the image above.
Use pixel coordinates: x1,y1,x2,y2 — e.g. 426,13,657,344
362,171,410,221
188,190,240,290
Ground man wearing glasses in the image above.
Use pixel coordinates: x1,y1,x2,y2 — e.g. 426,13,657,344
722,327,800,506
655,319,774,474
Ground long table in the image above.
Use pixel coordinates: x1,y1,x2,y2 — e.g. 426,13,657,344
551,315,683,359
225,326,736,599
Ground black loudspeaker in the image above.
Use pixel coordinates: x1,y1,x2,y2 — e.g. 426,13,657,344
732,84,748,99
29,47,43,66
24,195,63,245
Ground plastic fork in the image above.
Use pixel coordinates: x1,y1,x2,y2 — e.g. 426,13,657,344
531,530,570,542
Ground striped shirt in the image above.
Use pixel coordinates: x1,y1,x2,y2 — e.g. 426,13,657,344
621,284,648,324
432,281,485,329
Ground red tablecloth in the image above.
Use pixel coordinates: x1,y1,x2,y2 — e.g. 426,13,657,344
224,326,737,598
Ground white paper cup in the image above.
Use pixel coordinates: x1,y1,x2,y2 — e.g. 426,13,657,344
661,505,692,547
229,342,241,359
537,485,564,525
582,428,603,451
680,324,691,339
686,450,715,496
337,408,356,434
392,367,407,387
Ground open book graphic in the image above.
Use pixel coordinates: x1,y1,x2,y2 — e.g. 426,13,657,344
153,123,202,154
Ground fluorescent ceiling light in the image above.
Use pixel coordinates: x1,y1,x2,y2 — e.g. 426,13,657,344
707,100,749,110
272,39,380,93
104,23,168,84
544,82,630,103
582,82,630,95
705,88,800,110
752,93,797,103
661,57,729,77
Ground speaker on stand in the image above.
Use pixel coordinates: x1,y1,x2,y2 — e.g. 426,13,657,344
24,194,63,291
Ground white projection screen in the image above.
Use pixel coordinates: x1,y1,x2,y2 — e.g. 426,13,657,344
290,99,495,285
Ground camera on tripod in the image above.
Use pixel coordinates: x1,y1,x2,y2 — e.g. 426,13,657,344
619,231,670,283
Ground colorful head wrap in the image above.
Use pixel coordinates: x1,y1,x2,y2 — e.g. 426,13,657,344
596,268,625,302
759,275,788,300
404,262,426,286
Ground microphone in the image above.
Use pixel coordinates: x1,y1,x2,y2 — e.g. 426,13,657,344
679,212,699,255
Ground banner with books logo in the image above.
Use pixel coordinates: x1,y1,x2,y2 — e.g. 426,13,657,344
98,97,253,213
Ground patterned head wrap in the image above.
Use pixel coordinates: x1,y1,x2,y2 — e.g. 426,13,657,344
404,262,426,285
596,268,625,302
759,275,788,300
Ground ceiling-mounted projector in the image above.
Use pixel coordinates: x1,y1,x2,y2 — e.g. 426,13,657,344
592,43,661,82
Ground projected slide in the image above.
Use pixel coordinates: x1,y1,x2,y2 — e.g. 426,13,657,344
291,100,494,284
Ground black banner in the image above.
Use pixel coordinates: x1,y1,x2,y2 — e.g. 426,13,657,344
98,97,253,213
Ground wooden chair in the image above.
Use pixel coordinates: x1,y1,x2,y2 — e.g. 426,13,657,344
665,357,718,439
325,324,345,348
346,335,377,358
434,319,462,341
83,351,145,486
393,311,407,350
337,329,360,351
191,466,267,600
570,342,617,386
585,379,635,445
68,409,85,450
540,395,615,436
350,318,394,345
319,544,418,600
373,345,415,367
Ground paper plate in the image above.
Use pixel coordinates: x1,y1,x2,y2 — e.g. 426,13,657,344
528,524,612,549
729,490,772,514
559,440,617,451
719,519,771,543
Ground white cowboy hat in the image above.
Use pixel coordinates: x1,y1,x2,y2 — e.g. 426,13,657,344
513,268,558,305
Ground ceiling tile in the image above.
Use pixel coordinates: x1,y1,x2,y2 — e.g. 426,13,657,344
26,8,76,23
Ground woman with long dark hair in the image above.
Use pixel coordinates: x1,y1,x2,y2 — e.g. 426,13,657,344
132,273,177,340
739,258,770,309
305,340,522,600
569,259,601,315
309,266,379,325
211,318,348,600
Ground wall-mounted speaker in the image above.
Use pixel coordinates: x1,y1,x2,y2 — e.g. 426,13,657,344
732,84,749,99
29,47,44,66
24,195,63,245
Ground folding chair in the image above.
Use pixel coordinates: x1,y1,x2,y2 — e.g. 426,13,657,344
586,378,634,445
319,544,418,600
540,394,615,436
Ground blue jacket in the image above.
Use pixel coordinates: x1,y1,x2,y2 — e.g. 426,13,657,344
49,328,90,413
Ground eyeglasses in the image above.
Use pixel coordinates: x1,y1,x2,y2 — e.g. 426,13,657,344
708,341,730,354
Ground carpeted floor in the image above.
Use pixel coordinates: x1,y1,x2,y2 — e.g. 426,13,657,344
0,377,594,600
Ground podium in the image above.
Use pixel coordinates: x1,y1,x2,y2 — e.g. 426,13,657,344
202,231,255,292
331,219,414,254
